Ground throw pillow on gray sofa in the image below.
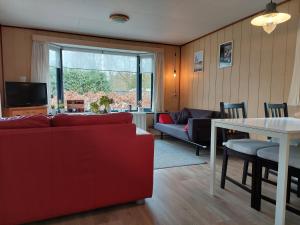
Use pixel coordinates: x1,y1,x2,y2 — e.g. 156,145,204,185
176,108,191,124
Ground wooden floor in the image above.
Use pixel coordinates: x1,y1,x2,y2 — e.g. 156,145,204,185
31,154,300,225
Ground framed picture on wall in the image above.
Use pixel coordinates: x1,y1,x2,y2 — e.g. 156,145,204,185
219,41,233,68
194,50,204,72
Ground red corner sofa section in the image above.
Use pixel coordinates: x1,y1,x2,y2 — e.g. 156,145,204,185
0,113,154,225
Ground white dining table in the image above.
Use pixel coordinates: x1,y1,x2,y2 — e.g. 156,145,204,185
210,117,300,225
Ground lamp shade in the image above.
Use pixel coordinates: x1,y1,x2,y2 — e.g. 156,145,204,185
251,1,291,34
251,12,291,27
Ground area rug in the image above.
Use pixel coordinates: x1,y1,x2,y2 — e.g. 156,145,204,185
154,137,207,169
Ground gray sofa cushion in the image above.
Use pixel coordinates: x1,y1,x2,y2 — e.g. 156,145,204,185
154,123,188,141
257,146,300,169
223,139,279,155
169,111,181,124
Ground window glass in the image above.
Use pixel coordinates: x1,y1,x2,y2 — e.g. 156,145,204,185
62,50,138,111
49,46,154,112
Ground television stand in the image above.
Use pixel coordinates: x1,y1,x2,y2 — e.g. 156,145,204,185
4,106,48,117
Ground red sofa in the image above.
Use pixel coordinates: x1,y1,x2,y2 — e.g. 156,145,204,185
0,113,154,225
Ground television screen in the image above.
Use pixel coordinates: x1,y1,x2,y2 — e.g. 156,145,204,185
5,82,48,107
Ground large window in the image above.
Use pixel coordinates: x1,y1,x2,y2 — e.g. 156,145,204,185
49,45,154,111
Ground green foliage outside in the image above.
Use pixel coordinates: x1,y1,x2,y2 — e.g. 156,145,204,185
63,68,111,94
49,67,152,101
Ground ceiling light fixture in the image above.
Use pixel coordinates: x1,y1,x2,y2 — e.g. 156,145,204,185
109,13,130,23
251,0,291,34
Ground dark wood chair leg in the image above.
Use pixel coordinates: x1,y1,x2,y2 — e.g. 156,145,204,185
264,167,269,180
242,160,249,185
287,175,291,204
256,159,262,211
160,132,163,140
221,148,228,189
196,146,200,156
298,176,300,198
251,160,258,210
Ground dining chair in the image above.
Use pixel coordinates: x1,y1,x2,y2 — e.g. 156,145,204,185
256,145,300,214
264,102,288,180
220,102,278,210
262,102,300,203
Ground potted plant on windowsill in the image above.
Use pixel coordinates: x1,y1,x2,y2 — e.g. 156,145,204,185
137,100,143,112
58,101,65,113
90,101,100,113
99,96,114,113
90,96,114,114
50,104,57,115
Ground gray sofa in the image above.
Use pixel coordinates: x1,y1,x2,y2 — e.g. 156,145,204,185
154,108,222,155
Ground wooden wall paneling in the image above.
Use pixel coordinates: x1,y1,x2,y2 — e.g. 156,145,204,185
284,0,299,101
180,46,188,108
179,0,298,118
187,43,194,108
247,24,262,118
202,36,211,109
175,47,180,110
270,3,289,104
222,26,233,103
215,30,225,109
2,28,32,82
257,31,274,117
208,33,218,110
164,46,180,112
230,23,242,104
238,18,252,104
192,40,200,108
197,38,205,108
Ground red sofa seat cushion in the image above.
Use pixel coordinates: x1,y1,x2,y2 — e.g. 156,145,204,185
51,112,133,127
159,114,174,124
0,115,51,129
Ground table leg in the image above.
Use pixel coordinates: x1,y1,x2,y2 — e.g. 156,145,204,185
210,122,217,195
275,135,290,225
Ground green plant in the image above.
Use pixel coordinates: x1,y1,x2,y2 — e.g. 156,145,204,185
63,68,111,95
90,101,100,113
58,101,65,109
137,100,142,107
99,96,114,113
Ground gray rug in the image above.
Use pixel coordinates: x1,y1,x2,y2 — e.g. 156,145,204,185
154,137,208,169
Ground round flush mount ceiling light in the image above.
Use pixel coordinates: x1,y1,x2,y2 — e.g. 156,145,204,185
251,0,291,34
109,13,130,23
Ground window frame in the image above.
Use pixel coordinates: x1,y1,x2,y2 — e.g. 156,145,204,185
49,45,154,112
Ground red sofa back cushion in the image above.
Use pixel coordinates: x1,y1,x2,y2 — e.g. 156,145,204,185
51,113,133,127
0,115,50,129
159,114,174,124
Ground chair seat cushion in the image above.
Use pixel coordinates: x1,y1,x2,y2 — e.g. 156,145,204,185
257,146,300,169
223,139,279,155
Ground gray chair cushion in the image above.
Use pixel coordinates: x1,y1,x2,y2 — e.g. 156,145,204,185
223,139,279,155
257,146,300,169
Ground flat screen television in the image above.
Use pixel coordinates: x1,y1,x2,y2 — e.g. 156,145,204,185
5,82,48,107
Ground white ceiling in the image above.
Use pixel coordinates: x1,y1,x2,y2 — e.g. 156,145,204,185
0,0,285,45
